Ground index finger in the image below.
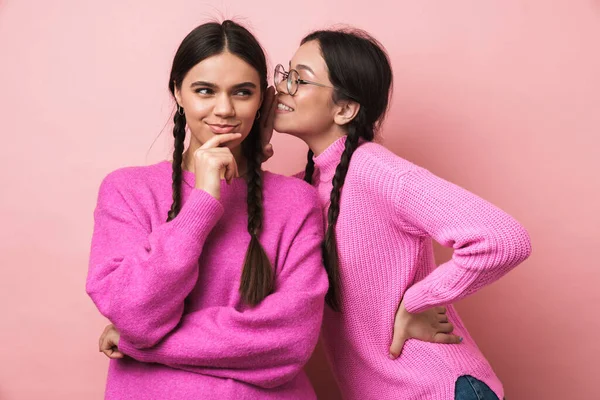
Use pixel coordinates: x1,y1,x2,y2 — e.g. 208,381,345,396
200,133,243,149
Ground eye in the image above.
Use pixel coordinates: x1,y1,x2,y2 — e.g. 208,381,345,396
194,88,214,95
234,89,253,97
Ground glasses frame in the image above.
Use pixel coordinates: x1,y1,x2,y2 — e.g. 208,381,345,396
274,64,334,96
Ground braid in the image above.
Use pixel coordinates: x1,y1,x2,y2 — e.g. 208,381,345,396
324,123,363,311
240,123,274,305
166,110,186,222
245,129,264,235
304,150,315,184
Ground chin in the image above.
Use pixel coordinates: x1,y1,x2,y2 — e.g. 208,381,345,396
274,120,301,137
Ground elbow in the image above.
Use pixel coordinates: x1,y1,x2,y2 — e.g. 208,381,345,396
87,290,174,349
485,220,532,270
520,225,533,259
506,220,533,265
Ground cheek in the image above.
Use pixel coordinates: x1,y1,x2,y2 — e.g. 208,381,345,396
298,94,334,124
237,101,260,129
182,97,211,120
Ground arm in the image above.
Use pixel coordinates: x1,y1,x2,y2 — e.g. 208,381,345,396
86,176,224,348
118,204,328,389
397,168,532,313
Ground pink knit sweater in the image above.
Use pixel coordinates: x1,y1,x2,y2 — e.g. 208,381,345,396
86,161,328,400
312,137,532,400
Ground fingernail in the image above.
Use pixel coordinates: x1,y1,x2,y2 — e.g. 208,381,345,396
388,353,395,360
459,337,463,342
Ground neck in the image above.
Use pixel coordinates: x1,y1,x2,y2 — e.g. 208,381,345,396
302,126,346,156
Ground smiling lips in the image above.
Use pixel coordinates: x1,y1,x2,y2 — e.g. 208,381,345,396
206,123,239,134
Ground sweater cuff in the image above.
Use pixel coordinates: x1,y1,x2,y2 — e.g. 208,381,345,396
170,189,224,240
118,337,149,362
402,284,434,314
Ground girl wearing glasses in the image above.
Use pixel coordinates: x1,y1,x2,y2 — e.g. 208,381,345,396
86,21,329,399
264,29,531,400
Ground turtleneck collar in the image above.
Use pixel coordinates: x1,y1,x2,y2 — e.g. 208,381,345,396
312,136,348,182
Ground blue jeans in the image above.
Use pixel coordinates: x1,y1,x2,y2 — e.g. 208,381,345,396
455,375,500,400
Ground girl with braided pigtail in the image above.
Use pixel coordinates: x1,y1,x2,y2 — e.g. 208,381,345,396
265,28,531,400
87,20,328,400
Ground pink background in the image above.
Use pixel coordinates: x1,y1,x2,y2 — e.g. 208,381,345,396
1,1,598,399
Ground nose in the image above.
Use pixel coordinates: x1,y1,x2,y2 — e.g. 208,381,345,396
275,77,289,95
213,93,235,118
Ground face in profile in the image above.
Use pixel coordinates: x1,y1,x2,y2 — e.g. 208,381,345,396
274,40,339,138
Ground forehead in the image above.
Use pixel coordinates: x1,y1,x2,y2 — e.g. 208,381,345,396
291,41,328,76
183,52,260,86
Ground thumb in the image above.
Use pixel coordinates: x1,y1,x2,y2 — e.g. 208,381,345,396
108,348,125,359
389,326,408,360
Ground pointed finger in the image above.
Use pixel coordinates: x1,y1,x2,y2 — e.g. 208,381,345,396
200,133,243,150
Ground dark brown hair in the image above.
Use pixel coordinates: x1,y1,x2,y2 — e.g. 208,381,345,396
301,29,393,311
166,21,272,306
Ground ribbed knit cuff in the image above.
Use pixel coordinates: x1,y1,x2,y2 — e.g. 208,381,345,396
170,189,224,240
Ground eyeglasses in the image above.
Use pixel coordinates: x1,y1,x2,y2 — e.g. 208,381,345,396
274,64,334,96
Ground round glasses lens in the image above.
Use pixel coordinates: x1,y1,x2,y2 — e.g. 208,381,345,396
288,69,299,95
274,65,284,86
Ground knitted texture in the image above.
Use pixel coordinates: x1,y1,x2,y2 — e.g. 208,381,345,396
86,161,328,400
312,137,532,400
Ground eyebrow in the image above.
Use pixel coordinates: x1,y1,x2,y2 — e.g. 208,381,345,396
190,81,257,90
296,64,315,74
289,61,315,75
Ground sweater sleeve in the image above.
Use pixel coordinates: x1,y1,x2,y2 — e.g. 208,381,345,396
395,168,532,313
86,176,224,348
117,203,328,389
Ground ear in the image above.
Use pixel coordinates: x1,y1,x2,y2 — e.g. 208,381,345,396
333,100,360,126
174,81,183,108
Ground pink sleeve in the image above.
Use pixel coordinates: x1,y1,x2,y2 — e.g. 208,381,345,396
396,168,532,313
118,205,328,389
86,177,224,348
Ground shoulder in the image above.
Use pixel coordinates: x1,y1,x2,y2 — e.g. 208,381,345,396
261,171,324,242
97,161,170,209
262,171,319,204
351,141,420,179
